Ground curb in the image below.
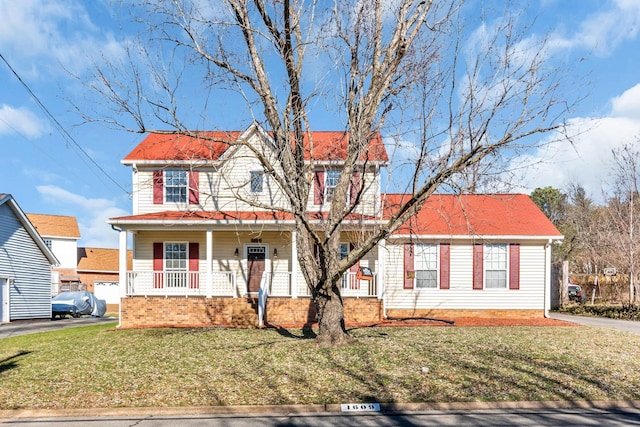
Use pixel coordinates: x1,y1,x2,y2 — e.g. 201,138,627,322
2,400,640,419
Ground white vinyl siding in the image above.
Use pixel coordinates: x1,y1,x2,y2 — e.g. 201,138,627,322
385,241,546,310
0,203,53,320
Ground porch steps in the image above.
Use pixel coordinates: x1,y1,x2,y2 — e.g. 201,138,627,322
230,297,259,328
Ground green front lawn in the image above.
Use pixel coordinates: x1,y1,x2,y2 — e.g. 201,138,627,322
1,322,639,409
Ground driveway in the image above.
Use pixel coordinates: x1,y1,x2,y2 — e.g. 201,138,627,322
550,312,640,334
0,317,117,339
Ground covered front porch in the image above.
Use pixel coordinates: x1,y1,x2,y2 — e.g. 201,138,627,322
114,225,385,327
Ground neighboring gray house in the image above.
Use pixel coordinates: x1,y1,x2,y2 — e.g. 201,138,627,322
0,194,58,322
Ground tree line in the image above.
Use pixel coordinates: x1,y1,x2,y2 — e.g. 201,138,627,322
531,143,640,305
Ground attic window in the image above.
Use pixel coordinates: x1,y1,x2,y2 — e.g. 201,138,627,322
250,171,264,193
44,239,52,249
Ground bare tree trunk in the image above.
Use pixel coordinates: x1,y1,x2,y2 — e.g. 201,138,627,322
314,280,353,347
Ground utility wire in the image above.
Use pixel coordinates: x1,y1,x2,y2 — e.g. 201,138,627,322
0,52,129,195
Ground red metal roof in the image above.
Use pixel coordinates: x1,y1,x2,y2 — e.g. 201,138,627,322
123,130,389,163
384,193,562,237
123,132,242,162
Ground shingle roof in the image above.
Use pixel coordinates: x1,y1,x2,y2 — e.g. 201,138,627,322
26,213,81,239
384,193,562,237
122,130,389,163
77,247,132,272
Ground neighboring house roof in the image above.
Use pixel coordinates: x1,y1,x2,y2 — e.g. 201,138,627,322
122,126,389,164
26,213,81,239
0,194,59,265
384,193,562,238
77,247,133,272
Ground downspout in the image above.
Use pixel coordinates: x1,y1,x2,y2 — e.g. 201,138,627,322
544,238,552,318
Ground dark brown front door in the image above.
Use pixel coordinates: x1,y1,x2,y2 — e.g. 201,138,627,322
247,246,266,293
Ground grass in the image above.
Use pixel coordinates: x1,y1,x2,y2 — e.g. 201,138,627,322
1,322,640,409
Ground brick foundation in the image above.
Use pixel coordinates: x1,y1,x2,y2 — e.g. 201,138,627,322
385,308,544,320
119,297,543,329
119,296,383,329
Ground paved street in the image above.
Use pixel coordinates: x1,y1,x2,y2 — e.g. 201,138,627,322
0,316,117,339
4,406,640,426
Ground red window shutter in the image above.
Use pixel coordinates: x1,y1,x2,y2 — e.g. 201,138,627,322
473,244,483,290
153,242,164,288
440,243,450,290
404,243,414,289
509,243,520,290
349,243,360,289
314,171,325,205
349,172,361,204
189,171,199,205
153,171,163,204
189,242,199,289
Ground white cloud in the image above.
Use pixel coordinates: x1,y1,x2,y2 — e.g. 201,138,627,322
548,0,640,57
36,185,129,249
515,84,640,201
0,105,48,138
0,0,124,76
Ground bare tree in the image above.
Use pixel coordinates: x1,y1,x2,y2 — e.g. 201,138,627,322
80,0,575,346
606,142,640,305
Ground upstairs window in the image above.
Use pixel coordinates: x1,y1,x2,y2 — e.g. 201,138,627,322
325,170,340,202
250,171,264,193
165,170,188,203
44,239,52,249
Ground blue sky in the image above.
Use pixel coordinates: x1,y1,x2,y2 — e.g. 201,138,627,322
1,0,640,248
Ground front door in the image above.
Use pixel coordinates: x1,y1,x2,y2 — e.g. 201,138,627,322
247,246,266,294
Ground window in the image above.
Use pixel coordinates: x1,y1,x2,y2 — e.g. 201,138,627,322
165,170,188,203
44,239,52,249
415,244,437,288
250,171,264,193
339,243,350,288
325,170,340,202
165,242,187,287
485,244,507,289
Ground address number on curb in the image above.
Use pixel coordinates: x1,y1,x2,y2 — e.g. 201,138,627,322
341,403,381,412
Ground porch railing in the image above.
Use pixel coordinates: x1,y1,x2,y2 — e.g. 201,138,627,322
126,271,236,296
125,270,375,298
271,271,377,298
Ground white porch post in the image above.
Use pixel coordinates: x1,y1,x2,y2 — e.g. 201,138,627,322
118,229,127,329
377,239,386,300
119,230,128,298
206,229,213,298
291,229,298,298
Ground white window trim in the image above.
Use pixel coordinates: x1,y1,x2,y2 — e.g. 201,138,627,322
414,243,440,290
249,170,264,193
164,170,188,204
164,241,188,272
483,243,509,290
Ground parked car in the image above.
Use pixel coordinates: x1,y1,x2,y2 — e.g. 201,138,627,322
568,284,586,303
52,291,107,319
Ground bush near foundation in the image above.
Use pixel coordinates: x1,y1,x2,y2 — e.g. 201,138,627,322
560,304,640,321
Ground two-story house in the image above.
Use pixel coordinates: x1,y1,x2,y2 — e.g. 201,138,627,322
109,123,562,329
26,213,81,294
